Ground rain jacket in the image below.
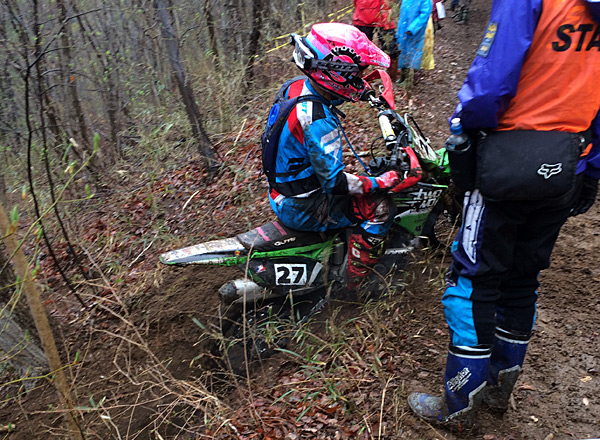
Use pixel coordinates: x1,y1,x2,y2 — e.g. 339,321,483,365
455,0,600,178
353,0,395,30
396,0,433,69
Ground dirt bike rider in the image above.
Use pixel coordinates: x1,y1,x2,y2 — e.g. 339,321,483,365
262,23,416,291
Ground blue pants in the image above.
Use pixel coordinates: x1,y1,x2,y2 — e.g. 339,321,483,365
270,191,395,237
443,185,577,347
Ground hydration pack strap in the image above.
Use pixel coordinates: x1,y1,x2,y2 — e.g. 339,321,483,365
334,117,370,175
269,174,321,197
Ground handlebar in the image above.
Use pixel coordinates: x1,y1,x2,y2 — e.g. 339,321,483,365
360,69,444,190
364,87,423,189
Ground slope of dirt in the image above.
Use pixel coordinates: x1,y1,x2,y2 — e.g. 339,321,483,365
1,1,599,439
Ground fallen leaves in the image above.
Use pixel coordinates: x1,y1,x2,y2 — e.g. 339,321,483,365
518,382,537,391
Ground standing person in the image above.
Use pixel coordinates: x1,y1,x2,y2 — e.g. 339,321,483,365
395,0,434,87
352,0,400,80
431,0,445,30
408,0,600,431
263,23,417,292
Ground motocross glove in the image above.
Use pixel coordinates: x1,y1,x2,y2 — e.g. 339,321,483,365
570,175,599,216
358,170,400,193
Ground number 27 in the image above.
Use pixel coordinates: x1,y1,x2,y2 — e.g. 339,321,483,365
274,264,307,285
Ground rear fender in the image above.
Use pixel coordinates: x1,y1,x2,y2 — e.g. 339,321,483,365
158,237,247,266
159,233,339,268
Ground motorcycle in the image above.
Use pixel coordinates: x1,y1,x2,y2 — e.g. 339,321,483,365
159,70,459,370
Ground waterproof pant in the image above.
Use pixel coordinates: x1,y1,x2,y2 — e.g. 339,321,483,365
442,186,577,347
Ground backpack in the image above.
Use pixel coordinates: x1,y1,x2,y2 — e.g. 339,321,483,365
261,76,331,184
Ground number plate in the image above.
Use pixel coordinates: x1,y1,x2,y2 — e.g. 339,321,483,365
274,264,307,285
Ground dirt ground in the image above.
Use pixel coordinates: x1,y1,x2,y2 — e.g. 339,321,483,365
130,2,600,437
1,0,599,439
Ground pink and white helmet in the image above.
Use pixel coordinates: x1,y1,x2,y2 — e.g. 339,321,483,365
290,23,390,102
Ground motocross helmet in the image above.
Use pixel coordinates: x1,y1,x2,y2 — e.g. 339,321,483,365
290,23,390,102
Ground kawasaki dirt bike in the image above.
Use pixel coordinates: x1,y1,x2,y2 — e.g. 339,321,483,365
159,71,458,370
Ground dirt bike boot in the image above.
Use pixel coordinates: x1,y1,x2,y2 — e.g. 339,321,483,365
408,346,491,432
347,229,386,294
483,327,530,413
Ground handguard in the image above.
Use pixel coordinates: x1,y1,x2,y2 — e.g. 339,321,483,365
390,147,423,193
362,69,395,110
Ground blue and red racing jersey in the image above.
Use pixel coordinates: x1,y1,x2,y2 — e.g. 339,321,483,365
267,78,371,231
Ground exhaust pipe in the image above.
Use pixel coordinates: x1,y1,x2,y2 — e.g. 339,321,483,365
219,279,263,304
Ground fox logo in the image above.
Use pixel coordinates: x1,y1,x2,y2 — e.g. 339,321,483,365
537,163,562,179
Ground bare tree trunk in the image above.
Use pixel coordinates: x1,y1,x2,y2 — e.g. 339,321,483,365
204,0,220,61
75,2,121,165
0,270,47,388
0,175,44,378
244,0,264,86
0,176,5,205
154,0,219,174
0,202,83,440
55,0,98,168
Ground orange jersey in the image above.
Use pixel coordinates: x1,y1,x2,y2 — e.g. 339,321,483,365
498,0,600,132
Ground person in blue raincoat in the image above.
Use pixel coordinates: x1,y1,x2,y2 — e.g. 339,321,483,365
396,0,433,72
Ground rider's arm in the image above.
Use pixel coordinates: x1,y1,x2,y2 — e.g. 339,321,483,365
304,117,381,196
452,0,543,131
303,117,350,194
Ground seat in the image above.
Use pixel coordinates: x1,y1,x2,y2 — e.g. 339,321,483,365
236,221,338,252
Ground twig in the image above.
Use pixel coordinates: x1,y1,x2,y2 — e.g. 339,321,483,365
181,189,201,212
128,230,159,268
233,118,247,148
378,376,394,439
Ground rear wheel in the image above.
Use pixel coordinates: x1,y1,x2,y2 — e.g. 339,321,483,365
219,288,330,375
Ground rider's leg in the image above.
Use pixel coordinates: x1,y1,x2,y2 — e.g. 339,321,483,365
347,228,386,291
345,193,395,292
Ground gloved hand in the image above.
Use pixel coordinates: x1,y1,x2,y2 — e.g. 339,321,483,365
358,171,400,193
570,175,599,216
